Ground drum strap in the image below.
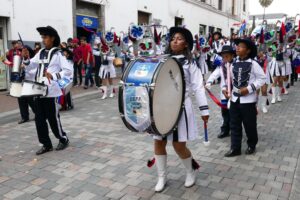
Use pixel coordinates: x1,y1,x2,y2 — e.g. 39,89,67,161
35,48,60,82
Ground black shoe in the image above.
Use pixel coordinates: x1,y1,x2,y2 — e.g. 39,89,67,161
84,86,88,89
18,119,29,124
56,139,69,151
224,149,241,157
217,131,230,139
245,147,256,155
36,146,53,155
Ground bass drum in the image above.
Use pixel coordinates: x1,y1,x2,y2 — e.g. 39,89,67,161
118,56,185,136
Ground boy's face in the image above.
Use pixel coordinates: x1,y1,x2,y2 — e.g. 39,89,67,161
221,53,234,63
236,42,250,58
258,51,264,58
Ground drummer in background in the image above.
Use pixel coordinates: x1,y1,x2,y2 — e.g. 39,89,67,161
34,42,42,55
152,27,209,192
22,26,72,155
6,40,22,62
17,45,35,124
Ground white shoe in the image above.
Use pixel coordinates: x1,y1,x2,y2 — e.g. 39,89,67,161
181,157,196,188
261,96,268,113
284,89,289,95
271,87,276,104
276,87,282,102
277,95,282,102
100,86,107,100
154,155,167,192
109,86,115,98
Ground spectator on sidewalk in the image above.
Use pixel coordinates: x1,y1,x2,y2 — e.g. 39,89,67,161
71,38,83,87
80,36,94,89
34,42,42,55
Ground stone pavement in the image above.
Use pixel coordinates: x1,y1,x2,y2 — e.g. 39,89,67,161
0,82,300,200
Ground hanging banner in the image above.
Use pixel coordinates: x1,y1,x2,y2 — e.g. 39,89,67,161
76,15,99,29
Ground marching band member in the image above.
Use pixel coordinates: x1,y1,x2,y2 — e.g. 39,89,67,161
269,43,285,104
22,26,73,155
18,45,36,124
223,38,266,157
292,39,300,75
283,46,293,94
99,50,116,100
212,31,224,54
152,27,209,192
256,51,272,113
195,46,209,78
206,45,236,138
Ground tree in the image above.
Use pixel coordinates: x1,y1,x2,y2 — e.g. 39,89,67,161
259,0,274,20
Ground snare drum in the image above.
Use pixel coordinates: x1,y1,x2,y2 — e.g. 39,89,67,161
118,56,185,136
21,80,48,97
10,82,23,97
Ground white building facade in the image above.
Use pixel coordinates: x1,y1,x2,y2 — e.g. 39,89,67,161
0,0,249,53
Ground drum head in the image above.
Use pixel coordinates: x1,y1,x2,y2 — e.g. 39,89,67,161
151,58,185,135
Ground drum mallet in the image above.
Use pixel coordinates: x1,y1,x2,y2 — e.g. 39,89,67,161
203,121,210,146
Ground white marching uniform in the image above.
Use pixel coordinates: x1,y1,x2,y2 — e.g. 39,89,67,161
24,48,73,97
153,55,209,142
269,50,291,77
197,51,209,75
284,49,292,75
257,56,272,85
206,62,232,100
99,54,116,79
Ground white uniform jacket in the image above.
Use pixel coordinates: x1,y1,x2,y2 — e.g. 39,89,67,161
24,48,73,97
207,62,233,100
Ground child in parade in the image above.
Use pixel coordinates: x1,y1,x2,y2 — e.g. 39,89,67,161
152,27,209,192
206,45,236,138
223,38,266,157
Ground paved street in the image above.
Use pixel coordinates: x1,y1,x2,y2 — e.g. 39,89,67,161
0,82,300,200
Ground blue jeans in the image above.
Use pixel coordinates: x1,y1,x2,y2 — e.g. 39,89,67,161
84,64,94,87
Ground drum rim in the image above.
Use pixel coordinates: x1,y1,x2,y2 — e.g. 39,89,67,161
23,80,47,86
148,57,186,136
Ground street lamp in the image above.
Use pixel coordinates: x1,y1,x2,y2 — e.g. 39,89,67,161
259,0,273,21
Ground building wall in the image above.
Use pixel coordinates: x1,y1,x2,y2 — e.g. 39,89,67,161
0,0,249,49
104,0,249,36
0,0,73,45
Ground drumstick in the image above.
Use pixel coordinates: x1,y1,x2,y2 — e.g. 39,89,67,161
203,121,210,146
226,63,231,109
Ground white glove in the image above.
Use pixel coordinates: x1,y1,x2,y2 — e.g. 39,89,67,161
205,83,212,90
